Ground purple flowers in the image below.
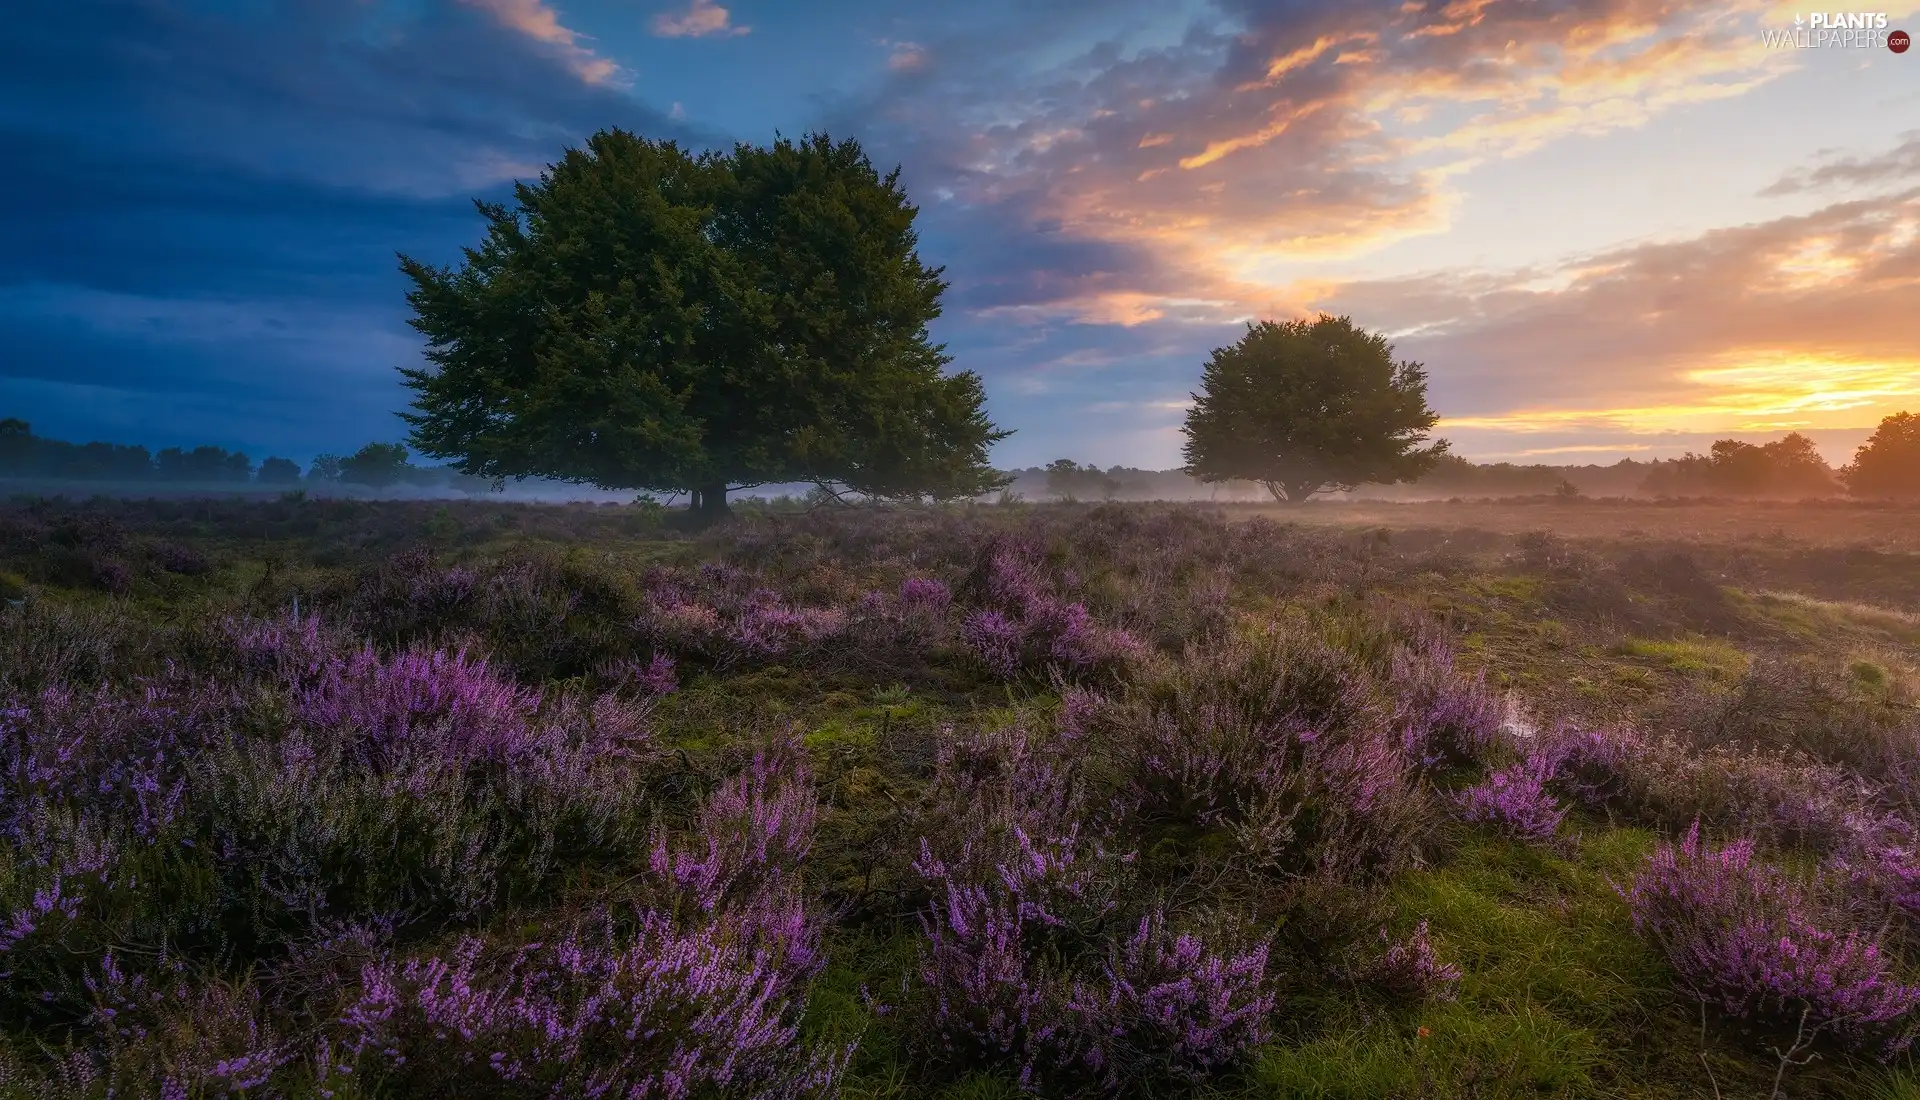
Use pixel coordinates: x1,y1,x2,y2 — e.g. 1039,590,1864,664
293,644,544,766
336,748,843,1096
337,914,846,1098
899,576,953,614
1624,824,1920,1056
1064,913,1276,1085
1365,920,1461,1001
1456,758,1567,842
961,610,1025,678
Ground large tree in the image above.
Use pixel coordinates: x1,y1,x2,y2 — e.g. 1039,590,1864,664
1181,315,1447,503
1842,411,1920,498
398,129,1007,519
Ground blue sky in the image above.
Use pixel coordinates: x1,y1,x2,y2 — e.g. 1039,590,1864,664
5,0,1918,470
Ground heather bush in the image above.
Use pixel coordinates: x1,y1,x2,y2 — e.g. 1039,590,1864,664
1062,912,1276,1089
1389,631,1503,770
336,911,847,1099
1360,919,1461,1002
1084,631,1436,878
1669,656,1918,782
902,721,1283,1093
338,747,842,1097
1624,824,1920,1056
1538,725,1886,852
1456,757,1566,843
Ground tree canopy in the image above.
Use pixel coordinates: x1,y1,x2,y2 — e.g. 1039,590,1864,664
1638,432,1839,497
1842,412,1920,498
398,129,1008,518
1043,459,1118,502
338,443,412,489
1180,315,1447,503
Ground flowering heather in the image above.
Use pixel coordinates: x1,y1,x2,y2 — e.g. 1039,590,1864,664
649,748,819,921
598,652,680,697
1127,704,1288,829
224,613,341,686
1364,920,1462,1001
1064,913,1276,1087
75,951,290,1095
1539,725,1887,851
898,576,953,614
731,594,848,657
961,610,1025,679
1624,824,1920,1056
0,676,218,845
1292,727,1433,878
1456,758,1567,842
337,913,847,1099
292,644,543,766
1391,634,1503,769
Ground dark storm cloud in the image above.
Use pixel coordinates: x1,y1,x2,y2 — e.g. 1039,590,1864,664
0,0,721,458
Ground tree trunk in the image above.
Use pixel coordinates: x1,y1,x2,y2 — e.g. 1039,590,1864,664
690,481,731,523
1264,480,1317,504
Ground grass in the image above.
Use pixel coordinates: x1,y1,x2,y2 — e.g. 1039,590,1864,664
3,495,1919,1097
1615,636,1752,681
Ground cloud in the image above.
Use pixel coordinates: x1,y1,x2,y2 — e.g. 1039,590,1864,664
1311,180,1920,438
0,0,709,458
460,0,623,83
651,0,749,38
1763,129,1920,195
842,0,1791,331
886,41,928,72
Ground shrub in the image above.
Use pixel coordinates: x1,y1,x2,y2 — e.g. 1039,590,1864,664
1456,757,1566,843
336,912,847,1098
1361,919,1461,1001
1623,824,1920,1056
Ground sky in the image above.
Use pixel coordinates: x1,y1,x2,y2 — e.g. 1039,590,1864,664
3,0,1918,471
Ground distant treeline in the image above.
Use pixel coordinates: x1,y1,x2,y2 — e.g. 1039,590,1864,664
0,419,490,492
1013,431,1874,501
3,418,1908,501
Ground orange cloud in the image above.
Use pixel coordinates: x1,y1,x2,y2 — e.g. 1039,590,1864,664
650,0,748,39
1321,185,1920,439
459,0,621,83
887,42,928,71
894,0,1800,331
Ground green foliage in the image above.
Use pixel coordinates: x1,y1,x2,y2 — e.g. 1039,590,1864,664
1181,315,1447,503
255,456,303,484
1043,459,1118,502
306,453,343,482
1844,411,1920,498
1640,432,1839,497
155,444,252,483
337,442,412,488
398,128,1009,515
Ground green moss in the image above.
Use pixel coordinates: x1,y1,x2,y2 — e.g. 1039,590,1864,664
1614,636,1749,681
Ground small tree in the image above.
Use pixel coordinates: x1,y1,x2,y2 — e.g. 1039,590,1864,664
1181,315,1447,503
306,454,343,483
338,443,412,489
256,457,303,484
1842,412,1920,498
0,418,33,473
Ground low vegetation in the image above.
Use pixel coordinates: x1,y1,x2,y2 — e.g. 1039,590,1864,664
1,495,1918,1098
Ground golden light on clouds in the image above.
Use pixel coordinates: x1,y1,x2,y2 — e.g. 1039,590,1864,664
459,0,621,83
1440,353,1920,437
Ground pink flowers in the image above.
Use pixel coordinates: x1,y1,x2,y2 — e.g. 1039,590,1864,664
1624,824,1920,1056
1456,758,1567,842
